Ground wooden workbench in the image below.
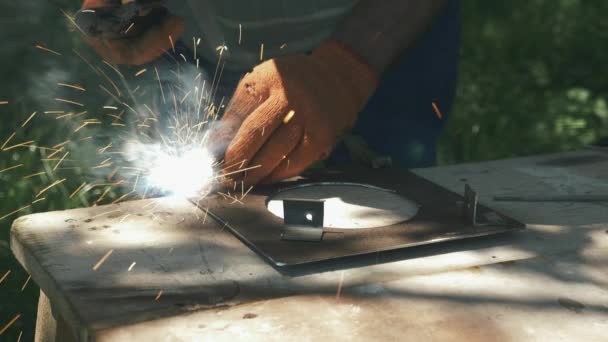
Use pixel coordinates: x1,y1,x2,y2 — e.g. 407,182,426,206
10,150,608,341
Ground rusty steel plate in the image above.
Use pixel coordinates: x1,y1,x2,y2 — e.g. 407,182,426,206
191,167,525,269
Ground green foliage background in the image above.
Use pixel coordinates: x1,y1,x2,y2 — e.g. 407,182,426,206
0,0,606,339
438,0,608,163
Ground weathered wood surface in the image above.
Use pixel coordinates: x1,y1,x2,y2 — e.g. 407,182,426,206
97,248,608,342
10,150,608,341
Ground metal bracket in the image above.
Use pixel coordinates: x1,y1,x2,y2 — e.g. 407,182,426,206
462,184,506,227
281,199,324,242
463,184,479,225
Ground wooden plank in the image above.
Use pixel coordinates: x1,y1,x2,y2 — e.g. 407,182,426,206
96,248,608,341
414,150,608,226
10,150,608,339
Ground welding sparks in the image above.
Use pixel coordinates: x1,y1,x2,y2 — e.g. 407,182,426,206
336,271,345,302
283,110,295,124
260,43,265,61
21,111,37,127
169,35,175,53
20,275,31,291
31,198,46,205
202,207,209,224
432,101,443,119
154,67,166,103
1,132,15,150
2,140,35,151
127,142,216,197
69,182,87,198
0,270,10,284
35,44,61,56
93,249,114,271
23,172,45,180
124,22,135,34
135,68,147,77
0,29,233,281
36,179,66,197
0,314,21,336
220,164,262,179
53,152,69,171
0,206,31,221
95,187,112,203
57,82,86,91
0,164,23,174
111,191,134,204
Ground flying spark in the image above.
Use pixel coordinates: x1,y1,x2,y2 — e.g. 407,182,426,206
21,111,38,127
35,44,61,56
93,249,114,271
32,198,46,205
0,314,21,336
36,179,66,197
260,43,264,61
0,164,23,174
432,101,443,119
124,22,135,34
283,110,295,124
23,172,45,179
57,83,86,91
0,206,31,221
336,271,345,302
0,270,10,284
1,132,15,150
21,275,31,291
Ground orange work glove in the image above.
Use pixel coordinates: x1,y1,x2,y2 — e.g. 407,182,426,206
80,0,184,65
215,41,378,187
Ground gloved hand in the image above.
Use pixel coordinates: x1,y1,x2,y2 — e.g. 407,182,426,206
81,0,184,65
213,40,378,187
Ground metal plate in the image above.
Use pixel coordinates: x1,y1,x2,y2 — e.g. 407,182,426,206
267,183,420,229
191,167,525,269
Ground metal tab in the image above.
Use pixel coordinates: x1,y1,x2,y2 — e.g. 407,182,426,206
463,185,506,226
463,184,479,225
281,199,324,242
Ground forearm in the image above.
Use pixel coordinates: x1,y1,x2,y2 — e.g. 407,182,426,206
333,0,448,74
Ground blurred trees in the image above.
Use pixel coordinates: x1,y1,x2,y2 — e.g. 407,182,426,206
438,0,608,163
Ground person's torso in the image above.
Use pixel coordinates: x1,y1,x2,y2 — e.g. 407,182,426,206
166,0,359,70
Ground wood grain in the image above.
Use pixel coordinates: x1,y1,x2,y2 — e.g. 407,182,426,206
10,150,608,341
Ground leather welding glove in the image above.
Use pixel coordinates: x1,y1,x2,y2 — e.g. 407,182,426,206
81,0,184,65
215,41,378,187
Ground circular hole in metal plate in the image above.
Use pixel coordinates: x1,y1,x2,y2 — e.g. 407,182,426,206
266,183,419,229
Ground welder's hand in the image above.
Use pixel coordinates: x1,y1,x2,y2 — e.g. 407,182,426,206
215,41,378,187
81,0,184,65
